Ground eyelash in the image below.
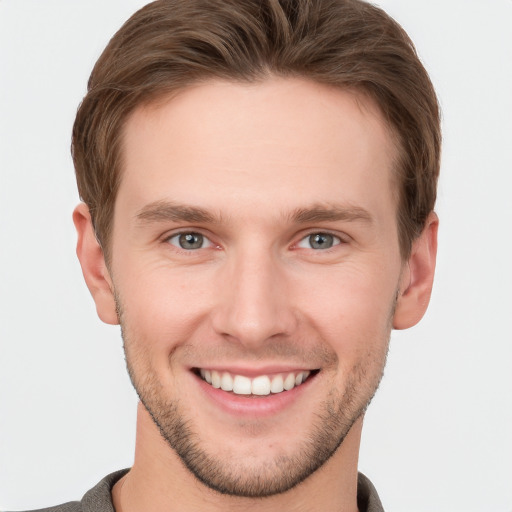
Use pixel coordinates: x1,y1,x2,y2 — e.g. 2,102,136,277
295,232,344,251
165,231,215,251
164,230,347,253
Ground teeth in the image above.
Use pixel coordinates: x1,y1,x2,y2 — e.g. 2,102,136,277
199,369,312,396
283,373,296,391
251,375,271,396
211,370,221,389
270,374,284,393
221,372,233,391
233,375,252,395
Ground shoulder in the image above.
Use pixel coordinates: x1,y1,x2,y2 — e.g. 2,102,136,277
357,472,385,512
4,469,129,512
2,503,81,512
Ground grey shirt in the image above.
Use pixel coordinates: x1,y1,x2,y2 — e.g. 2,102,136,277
14,470,384,512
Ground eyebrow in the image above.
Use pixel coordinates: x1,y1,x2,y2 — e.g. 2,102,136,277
135,200,373,226
135,200,217,225
290,204,373,225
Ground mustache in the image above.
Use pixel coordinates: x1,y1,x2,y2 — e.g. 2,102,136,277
114,290,339,368
176,340,338,368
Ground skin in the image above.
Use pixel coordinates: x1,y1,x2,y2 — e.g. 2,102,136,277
74,77,438,512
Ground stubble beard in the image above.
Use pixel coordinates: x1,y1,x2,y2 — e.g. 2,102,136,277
116,298,391,498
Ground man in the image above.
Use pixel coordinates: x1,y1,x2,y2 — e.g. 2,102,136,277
22,0,440,510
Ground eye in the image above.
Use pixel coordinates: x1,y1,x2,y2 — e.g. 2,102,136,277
167,232,213,250
297,232,342,250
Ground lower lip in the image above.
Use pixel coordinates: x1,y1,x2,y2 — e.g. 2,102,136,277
195,372,316,417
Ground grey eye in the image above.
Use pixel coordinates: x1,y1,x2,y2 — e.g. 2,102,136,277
297,233,341,250
180,233,203,249
309,233,334,249
168,232,211,250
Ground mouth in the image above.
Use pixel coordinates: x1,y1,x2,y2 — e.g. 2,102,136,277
194,368,318,396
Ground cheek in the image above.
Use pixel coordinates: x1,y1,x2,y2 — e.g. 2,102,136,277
117,253,200,310
115,263,215,353
292,263,398,356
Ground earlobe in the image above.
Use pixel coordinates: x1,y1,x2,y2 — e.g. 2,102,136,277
393,212,439,330
73,203,119,325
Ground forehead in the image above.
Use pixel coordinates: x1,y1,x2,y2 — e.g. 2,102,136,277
118,78,398,222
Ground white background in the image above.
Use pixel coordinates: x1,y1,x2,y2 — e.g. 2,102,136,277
1,1,511,510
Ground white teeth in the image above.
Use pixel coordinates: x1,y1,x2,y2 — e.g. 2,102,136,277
221,372,233,391
233,375,252,395
270,374,284,393
199,369,313,395
283,373,296,391
211,370,221,388
251,375,271,396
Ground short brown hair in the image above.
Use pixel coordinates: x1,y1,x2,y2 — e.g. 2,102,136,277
72,0,441,261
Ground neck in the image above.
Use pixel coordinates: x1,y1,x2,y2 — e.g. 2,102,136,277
113,402,363,512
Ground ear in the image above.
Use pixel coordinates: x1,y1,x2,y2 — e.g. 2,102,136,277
393,212,438,330
73,203,119,325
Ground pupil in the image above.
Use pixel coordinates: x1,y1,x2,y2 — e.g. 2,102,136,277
179,233,203,249
310,233,333,249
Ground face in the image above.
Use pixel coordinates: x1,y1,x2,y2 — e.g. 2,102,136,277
107,78,404,496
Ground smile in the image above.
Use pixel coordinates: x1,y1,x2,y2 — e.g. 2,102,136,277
198,369,314,396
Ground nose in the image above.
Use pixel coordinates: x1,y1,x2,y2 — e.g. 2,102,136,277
211,247,297,348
